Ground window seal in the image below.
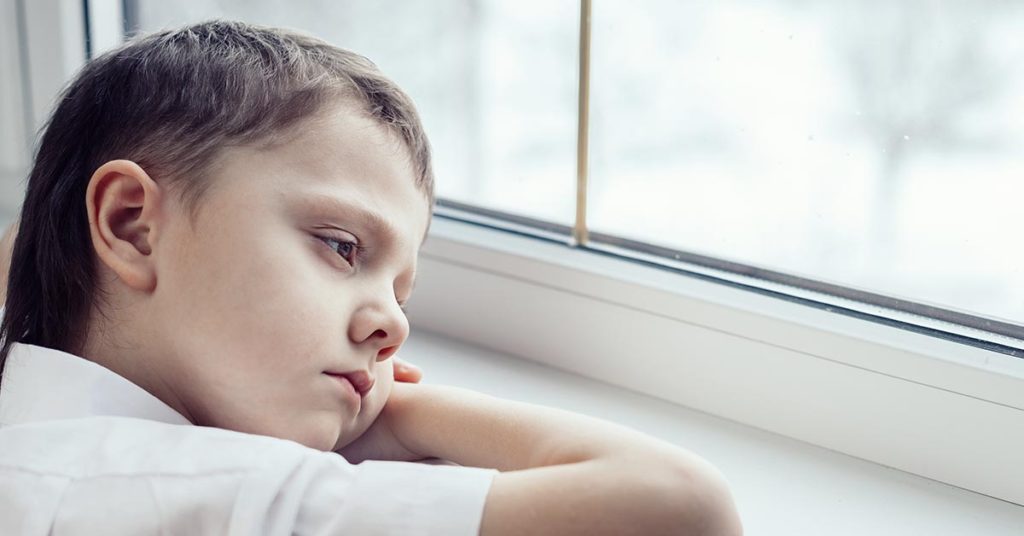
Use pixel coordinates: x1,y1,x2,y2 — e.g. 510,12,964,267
434,199,1024,357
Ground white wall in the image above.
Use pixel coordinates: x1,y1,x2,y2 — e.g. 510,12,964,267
0,0,30,226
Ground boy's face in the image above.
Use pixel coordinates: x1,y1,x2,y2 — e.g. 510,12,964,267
147,106,429,451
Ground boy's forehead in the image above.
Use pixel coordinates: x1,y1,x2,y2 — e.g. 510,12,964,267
199,104,431,264
290,106,410,166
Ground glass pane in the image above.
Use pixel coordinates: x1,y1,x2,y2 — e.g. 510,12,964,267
131,0,579,225
0,0,29,227
589,0,1024,325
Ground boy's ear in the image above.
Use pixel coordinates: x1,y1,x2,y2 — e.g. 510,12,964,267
85,160,165,292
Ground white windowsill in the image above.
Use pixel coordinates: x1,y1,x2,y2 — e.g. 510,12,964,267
407,216,1024,504
403,329,1024,535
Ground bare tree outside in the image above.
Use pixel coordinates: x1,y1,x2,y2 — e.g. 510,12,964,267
589,0,1024,324
831,0,1009,260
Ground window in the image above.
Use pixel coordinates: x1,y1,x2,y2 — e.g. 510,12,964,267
588,0,1024,334
128,0,580,226
2,0,90,229
125,0,1024,348
0,0,31,227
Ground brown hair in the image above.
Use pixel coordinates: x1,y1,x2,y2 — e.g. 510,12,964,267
0,20,434,372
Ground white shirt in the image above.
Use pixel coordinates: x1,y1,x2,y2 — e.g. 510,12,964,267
0,322,496,535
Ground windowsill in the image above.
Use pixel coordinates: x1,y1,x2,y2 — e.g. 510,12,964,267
404,329,1024,535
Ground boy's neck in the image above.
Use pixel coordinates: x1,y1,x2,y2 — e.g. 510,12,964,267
79,297,197,425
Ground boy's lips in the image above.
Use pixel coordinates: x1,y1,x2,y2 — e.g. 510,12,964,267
324,369,375,397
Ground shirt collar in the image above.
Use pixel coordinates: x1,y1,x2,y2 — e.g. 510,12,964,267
0,342,191,427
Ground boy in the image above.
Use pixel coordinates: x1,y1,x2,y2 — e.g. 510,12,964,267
0,21,741,535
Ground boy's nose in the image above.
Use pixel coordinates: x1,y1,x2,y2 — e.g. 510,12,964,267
348,302,410,356
376,344,400,361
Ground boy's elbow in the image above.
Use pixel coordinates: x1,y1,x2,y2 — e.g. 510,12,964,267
626,457,741,536
667,460,743,536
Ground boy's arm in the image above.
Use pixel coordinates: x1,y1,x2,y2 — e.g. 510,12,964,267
354,382,743,536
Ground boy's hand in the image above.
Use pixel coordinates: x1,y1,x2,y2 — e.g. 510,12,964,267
335,382,423,463
391,358,422,383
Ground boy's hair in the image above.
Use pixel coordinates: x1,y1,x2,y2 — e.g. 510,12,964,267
0,20,434,373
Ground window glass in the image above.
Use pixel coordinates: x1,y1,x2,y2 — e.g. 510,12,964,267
131,0,579,225
589,0,1024,324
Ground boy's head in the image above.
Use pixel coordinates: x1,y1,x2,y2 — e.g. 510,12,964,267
0,21,434,451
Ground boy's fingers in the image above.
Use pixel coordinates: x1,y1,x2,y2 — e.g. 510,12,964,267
392,358,423,383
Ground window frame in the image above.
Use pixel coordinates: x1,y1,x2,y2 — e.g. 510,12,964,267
16,0,88,140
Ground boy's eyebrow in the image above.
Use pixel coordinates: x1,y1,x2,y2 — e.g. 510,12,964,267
299,194,400,244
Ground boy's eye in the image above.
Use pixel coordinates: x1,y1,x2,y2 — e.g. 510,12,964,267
318,236,360,266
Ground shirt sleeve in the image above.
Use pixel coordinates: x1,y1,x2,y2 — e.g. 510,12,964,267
287,452,498,536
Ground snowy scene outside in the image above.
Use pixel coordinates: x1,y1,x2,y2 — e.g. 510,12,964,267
588,1,1024,326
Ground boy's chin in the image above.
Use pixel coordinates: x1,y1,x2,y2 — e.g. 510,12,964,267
330,370,392,451
332,433,356,452
331,412,376,451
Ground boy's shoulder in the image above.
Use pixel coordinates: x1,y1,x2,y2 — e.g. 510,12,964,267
0,417,346,535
